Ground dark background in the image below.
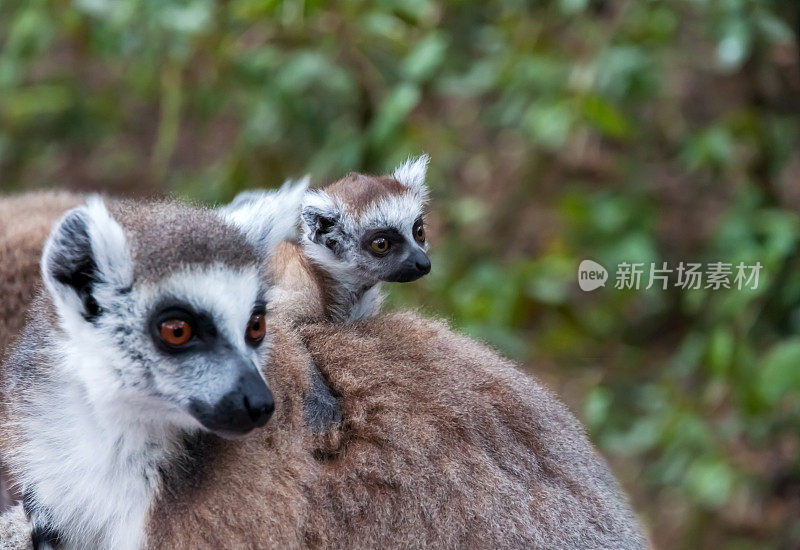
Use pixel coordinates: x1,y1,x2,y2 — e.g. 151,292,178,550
2,1,799,547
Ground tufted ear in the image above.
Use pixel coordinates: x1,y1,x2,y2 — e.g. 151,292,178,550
300,190,342,247
392,154,430,198
41,196,132,323
220,177,309,257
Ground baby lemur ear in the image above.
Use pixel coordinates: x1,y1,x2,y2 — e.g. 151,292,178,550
220,176,309,256
301,190,342,246
393,154,430,199
41,196,132,323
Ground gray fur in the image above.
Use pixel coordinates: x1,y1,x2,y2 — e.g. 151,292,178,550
303,363,342,434
108,200,260,283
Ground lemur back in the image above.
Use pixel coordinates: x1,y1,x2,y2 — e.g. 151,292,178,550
147,312,648,550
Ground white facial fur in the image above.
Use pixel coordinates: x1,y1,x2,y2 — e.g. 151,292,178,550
41,195,133,332
11,196,292,549
301,190,428,271
393,154,430,199
40,199,271,426
15,263,267,549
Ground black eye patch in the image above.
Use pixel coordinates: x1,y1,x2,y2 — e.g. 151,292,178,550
252,300,267,316
318,216,336,233
361,228,406,256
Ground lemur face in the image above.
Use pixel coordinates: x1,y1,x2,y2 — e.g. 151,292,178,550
358,212,430,283
301,155,432,285
115,263,272,438
41,190,304,438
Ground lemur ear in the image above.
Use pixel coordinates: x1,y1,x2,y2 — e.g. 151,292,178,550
220,176,309,256
301,190,341,245
41,196,131,322
393,154,430,197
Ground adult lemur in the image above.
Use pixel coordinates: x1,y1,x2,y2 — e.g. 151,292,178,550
0,161,647,549
0,188,304,549
226,155,432,323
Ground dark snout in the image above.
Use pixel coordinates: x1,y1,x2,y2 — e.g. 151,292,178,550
388,247,431,283
189,361,274,438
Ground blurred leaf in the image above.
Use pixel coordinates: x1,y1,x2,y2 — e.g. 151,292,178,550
717,17,752,71
758,340,800,406
681,126,736,171
707,327,734,377
580,95,634,140
401,32,448,82
685,458,734,509
368,83,421,146
1,85,72,124
523,101,572,150
584,386,612,428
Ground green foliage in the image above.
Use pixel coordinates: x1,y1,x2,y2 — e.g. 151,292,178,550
2,0,799,547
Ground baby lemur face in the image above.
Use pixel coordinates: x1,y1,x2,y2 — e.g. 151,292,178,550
41,192,302,438
301,155,431,285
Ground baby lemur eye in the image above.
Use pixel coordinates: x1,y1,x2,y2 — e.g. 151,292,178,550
371,237,390,255
413,220,426,244
159,319,193,347
246,313,266,346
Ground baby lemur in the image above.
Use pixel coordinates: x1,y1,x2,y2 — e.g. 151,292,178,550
225,155,432,323
0,188,303,549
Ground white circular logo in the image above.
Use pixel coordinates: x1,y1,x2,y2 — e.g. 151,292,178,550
578,260,608,291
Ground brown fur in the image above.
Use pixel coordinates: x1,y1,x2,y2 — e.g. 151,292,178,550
147,313,646,549
267,240,330,323
323,173,407,215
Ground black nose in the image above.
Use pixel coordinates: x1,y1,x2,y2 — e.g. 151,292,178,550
189,369,274,438
243,385,275,425
388,249,432,282
415,255,431,275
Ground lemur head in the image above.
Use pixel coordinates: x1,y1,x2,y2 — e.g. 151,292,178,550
301,155,431,285
41,189,303,438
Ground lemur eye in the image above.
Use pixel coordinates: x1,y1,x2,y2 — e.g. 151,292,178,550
246,313,266,346
159,319,193,347
413,221,426,244
371,237,390,254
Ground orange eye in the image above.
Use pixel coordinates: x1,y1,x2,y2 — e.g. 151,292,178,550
160,319,192,347
371,237,390,254
246,313,266,346
413,221,426,244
